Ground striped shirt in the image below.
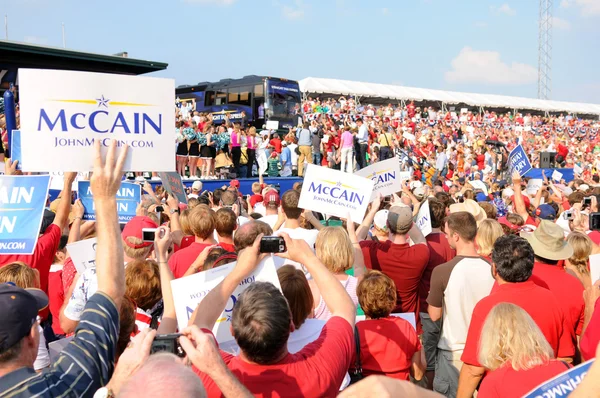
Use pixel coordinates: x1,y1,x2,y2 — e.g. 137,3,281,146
0,292,119,398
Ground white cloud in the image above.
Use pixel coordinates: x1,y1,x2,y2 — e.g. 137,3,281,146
445,47,537,85
475,21,488,28
279,0,305,20
184,0,237,4
491,3,516,16
552,16,571,30
560,0,600,15
382,7,389,15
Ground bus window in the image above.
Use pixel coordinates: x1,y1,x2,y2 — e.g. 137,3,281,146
228,86,252,107
205,91,215,106
215,89,227,105
254,84,264,96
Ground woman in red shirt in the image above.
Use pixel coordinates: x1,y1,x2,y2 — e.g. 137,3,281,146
350,271,425,382
477,303,569,398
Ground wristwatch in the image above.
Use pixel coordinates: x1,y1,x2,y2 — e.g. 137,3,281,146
169,208,179,215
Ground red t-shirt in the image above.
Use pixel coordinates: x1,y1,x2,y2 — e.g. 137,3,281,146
476,154,485,170
587,231,600,246
61,257,77,292
270,138,282,154
580,297,600,361
419,233,456,313
351,317,421,380
48,266,65,335
462,281,574,367
168,242,213,279
194,317,353,398
173,236,195,253
0,224,62,294
531,262,585,337
360,241,430,315
478,360,569,398
557,144,569,158
249,194,263,210
217,242,235,253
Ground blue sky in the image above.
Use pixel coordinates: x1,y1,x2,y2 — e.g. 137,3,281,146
2,0,600,103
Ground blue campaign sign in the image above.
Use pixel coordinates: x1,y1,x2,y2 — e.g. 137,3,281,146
524,359,594,398
0,175,51,254
10,130,22,170
78,181,141,223
158,172,188,204
507,144,533,177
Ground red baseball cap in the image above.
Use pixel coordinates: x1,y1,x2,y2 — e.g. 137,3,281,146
230,180,240,189
122,216,158,249
263,190,281,207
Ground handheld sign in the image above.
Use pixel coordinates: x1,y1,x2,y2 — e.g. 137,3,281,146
170,257,282,344
0,175,51,254
10,130,22,170
298,164,374,223
526,179,543,196
468,180,488,196
266,120,279,130
78,181,140,223
49,172,87,191
523,359,594,398
573,164,583,175
507,145,533,177
18,69,175,172
552,170,564,182
66,238,98,274
416,199,432,237
158,172,188,204
355,158,402,201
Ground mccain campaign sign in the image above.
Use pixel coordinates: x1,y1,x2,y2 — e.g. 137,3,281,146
355,157,402,201
78,181,140,223
0,175,51,255
299,165,374,223
18,69,175,172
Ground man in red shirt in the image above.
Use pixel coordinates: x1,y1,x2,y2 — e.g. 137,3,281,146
190,233,355,397
457,235,574,398
358,199,430,317
522,220,585,345
214,208,236,253
0,172,77,294
269,133,282,154
168,205,217,278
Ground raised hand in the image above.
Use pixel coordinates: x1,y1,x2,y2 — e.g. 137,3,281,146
90,140,128,200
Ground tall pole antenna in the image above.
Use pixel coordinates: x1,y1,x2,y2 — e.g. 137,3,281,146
4,15,8,40
538,0,553,100
62,22,66,48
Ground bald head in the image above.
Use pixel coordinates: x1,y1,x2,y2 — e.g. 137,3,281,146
234,221,272,252
119,353,206,398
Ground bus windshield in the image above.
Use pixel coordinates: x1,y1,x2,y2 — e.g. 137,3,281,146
265,80,301,119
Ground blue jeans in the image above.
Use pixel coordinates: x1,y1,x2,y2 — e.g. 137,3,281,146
312,151,322,166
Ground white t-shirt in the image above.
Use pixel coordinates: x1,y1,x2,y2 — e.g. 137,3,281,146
288,143,299,167
260,214,279,230
277,227,319,249
63,267,98,321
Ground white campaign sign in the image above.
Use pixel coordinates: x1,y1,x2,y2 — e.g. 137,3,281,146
552,170,563,182
266,120,279,130
398,171,411,181
49,172,89,191
171,257,282,344
526,179,543,196
355,158,402,201
468,180,488,196
19,69,175,172
298,164,374,223
590,253,600,285
574,163,583,175
416,199,432,237
66,238,97,274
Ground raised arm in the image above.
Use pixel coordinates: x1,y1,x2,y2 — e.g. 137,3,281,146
91,139,129,308
67,200,85,244
154,226,178,334
511,171,530,222
166,194,184,246
346,213,367,278
356,194,382,241
278,233,356,326
53,172,77,230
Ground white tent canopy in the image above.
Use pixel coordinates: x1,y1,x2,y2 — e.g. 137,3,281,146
299,77,600,116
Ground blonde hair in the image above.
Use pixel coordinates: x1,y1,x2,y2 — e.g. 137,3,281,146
567,232,592,276
479,303,553,371
315,227,354,273
0,262,40,288
123,237,153,260
476,219,504,257
179,209,193,235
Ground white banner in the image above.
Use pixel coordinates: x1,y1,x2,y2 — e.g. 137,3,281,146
170,257,282,344
355,158,402,201
416,199,432,237
298,164,374,223
19,69,175,172
49,172,89,191
468,180,488,196
66,238,97,274
526,179,543,196
552,170,563,182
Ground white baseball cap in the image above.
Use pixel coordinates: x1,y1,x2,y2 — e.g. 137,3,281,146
373,210,389,231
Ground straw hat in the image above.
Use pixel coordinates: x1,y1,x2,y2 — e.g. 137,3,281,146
449,199,486,226
520,220,573,261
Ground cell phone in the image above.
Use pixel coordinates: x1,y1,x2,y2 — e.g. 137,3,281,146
155,206,164,213
457,195,464,203
583,197,592,207
259,236,287,253
563,211,573,221
142,228,157,242
590,213,600,231
150,334,185,357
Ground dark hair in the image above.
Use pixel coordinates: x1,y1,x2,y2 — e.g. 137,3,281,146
435,191,452,208
212,189,223,205
0,339,23,364
428,198,446,229
231,282,291,365
277,265,313,328
281,190,302,219
478,202,497,219
249,213,263,220
491,235,534,283
446,212,477,242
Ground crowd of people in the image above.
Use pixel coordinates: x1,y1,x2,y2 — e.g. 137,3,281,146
173,98,600,183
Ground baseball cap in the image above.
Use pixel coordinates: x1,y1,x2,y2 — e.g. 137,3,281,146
122,216,158,249
0,284,48,352
191,181,202,191
387,205,413,234
230,180,240,189
535,204,557,221
263,190,281,207
282,140,288,146
373,210,389,232
476,192,488,202
413,187,425,198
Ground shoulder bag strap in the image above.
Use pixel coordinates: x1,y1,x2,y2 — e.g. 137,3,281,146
354,325,363,375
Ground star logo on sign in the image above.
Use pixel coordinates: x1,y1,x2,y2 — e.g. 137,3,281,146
96,95,110,108
336,181,343,187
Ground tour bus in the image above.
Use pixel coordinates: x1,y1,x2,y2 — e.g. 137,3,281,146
176,75,302,130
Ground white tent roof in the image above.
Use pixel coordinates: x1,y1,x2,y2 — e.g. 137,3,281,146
299,77,600,115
